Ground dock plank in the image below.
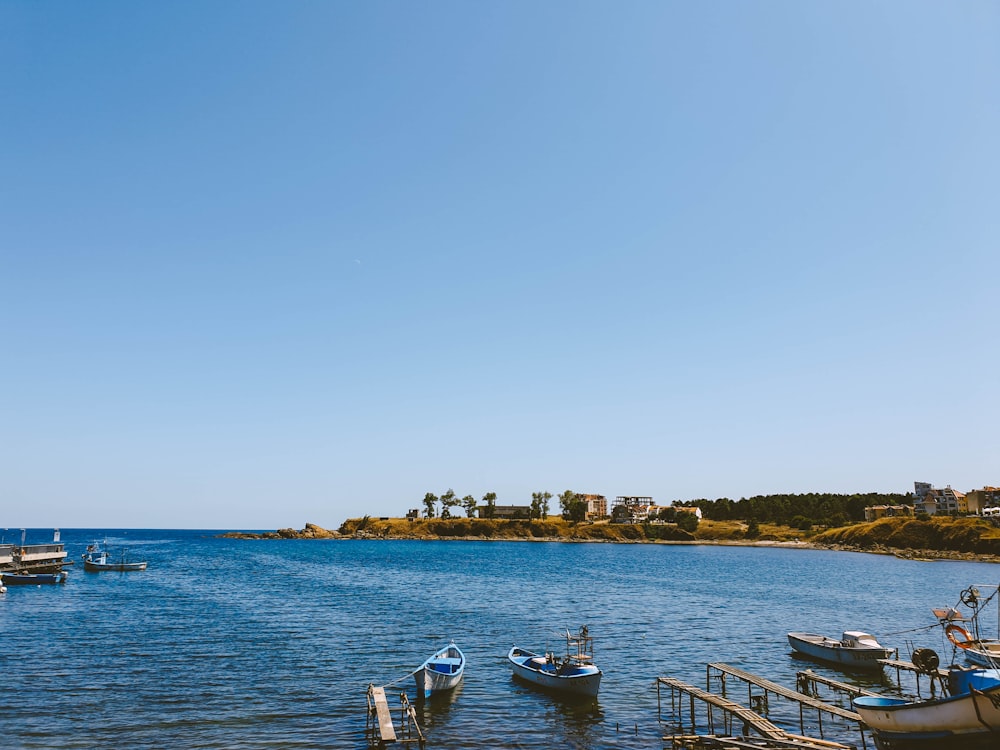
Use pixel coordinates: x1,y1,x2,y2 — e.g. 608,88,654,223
369,685,397,743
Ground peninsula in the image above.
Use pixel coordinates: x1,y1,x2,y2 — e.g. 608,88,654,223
220,515,1000,562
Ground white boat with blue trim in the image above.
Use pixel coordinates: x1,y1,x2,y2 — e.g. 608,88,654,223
413,642,465,699
855,660,1000,749
508,626,601,697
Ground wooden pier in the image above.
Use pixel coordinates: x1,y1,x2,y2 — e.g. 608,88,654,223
658,662,873,750
794,670,881,700
366,684,425,747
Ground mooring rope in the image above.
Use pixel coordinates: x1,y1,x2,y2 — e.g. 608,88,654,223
881,622,939,637
380,668,420,689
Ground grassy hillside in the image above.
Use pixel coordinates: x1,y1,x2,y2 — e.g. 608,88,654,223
338,516,698,542
228,515,1000,560
812,516,1000,556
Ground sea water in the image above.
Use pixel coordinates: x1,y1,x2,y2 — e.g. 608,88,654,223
1,528,997,749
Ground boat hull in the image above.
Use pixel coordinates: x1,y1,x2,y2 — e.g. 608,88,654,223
855,677,1000,749
414,643,464,699
1,572,67,585
787,632,891,671
508,647,601,697
962,640,1000,667
84,560,147,572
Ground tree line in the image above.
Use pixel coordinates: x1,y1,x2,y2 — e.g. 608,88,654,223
418,490,912,529
420,490,589,521
677,492,911,529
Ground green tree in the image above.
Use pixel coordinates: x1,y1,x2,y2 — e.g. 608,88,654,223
440,488,457,519
676,510,699,533
462,495,477,518
482,491,497,519
422,492,438,518
745,518,761,539
530,491,552,520
559,490,587,522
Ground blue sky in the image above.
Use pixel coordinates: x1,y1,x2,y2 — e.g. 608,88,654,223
2,2,997,529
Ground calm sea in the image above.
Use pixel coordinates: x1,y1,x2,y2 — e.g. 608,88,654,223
1,528,998,749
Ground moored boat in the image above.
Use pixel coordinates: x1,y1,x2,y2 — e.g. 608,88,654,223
82,541,147,572
854,661,1000,749
413,642,465,699
508,625,602,698
0,529,69,575
787,630,894,671
1,571,68,585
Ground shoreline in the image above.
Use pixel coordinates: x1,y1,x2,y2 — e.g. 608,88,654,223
218,526,1000,564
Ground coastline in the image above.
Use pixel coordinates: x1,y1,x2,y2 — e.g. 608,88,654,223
218,523,1000,564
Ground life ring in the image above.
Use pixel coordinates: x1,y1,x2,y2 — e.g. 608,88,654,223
946,623,974,649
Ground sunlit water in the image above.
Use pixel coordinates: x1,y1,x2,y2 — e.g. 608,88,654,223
2,529,998,749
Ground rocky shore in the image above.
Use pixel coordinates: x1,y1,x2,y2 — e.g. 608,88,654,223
218,522,341,540
217,520,1000,563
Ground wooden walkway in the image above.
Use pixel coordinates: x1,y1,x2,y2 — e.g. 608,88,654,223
657,678,857,750
707,663,862,723
795,670,881,699
658,677,790,739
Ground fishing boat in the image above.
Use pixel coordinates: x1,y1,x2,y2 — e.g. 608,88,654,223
932,585,1000,668
508,625,602,697
854,659,1000,748
413,642,465,699
852,585,1000,748
787,630,894,671
82,541,147,572
0,571,68,585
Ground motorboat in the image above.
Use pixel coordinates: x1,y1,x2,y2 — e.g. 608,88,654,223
787,630,894,671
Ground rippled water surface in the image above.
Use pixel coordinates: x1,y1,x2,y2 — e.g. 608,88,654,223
2,529,999,749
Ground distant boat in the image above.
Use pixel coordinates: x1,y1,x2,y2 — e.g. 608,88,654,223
1,571,67,585
787,630,894,671
508,625,602,697
413,642,465,699
82,541,147,572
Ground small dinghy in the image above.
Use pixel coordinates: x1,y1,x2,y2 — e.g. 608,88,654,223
413,642,465,699
787,630,894,671
508,625,601,697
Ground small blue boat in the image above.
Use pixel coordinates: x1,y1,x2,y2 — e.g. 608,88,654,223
413,642,465,699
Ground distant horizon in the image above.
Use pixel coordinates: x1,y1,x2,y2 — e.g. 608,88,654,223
4,2,997,530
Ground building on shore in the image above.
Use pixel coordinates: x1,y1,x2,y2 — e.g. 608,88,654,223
580,494,607,520
480,504,532,520
968,487,1000,515
864,504,915,522
914,481,968,515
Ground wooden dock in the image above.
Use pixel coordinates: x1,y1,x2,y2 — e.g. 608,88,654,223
707,663,863,724
795,670,881,699
658,677,789,739
657,677,857,750
366,684,425,747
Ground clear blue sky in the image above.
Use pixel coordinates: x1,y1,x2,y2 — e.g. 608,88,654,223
2,2,997,529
